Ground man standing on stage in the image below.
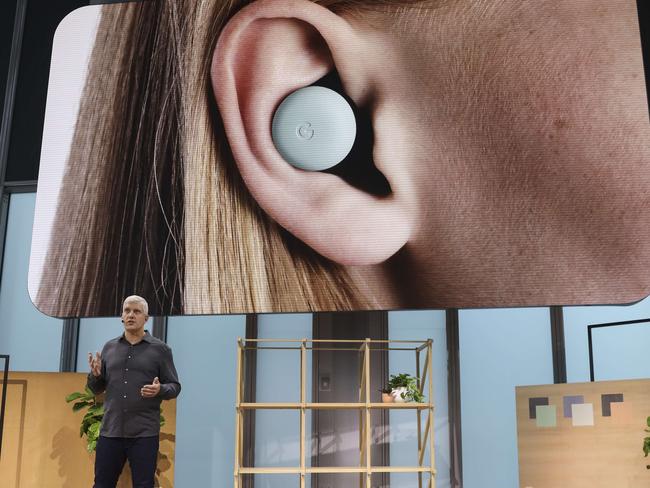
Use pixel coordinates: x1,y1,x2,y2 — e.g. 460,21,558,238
87,295,181,488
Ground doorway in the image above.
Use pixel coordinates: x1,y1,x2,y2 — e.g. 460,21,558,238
311,311,389,488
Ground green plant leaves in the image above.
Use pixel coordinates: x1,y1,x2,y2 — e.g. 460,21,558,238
87,439,97,453
72,400,93,412
65,391,88,403
387,374,411,389
88,404,104,417
81,412,101,437
68,388,102,451
643,417,650,469
386,373,425,403
88,422,100,437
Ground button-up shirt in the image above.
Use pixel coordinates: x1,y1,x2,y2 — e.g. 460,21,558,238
87,331,181,438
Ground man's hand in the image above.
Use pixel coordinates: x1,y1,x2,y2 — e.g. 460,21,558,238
88,351,102,377
141,377,161,398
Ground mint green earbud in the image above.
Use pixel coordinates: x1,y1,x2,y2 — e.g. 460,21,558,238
272,86,357,171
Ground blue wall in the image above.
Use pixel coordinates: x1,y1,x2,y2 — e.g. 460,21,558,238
76,317,124,371
563,297,650,382
0,193,62,371
166,314,246,488
255,314,312,487
459,307,554,488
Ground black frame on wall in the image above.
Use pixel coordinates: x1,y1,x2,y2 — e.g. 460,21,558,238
587,318,650,382
0,354,10,458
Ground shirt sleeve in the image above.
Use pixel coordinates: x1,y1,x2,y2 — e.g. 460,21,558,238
158,345,181,400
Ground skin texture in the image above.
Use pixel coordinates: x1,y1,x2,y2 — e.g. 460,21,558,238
213,0,650,308
378,0,650,307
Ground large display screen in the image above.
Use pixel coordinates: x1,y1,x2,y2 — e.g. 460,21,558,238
29,0,650,317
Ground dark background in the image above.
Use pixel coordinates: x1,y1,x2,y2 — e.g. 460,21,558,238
0,1,139,184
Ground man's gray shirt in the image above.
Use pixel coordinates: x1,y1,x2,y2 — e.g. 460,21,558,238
87,331,181,438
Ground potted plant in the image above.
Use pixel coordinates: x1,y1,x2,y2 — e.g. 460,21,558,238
643,417,650,469
386,373,424,403
66,387,104,452
380,387,394,403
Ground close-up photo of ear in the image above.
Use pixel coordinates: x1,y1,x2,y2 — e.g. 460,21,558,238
28,0,650,317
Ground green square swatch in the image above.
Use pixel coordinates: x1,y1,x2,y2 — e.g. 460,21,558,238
535,405,557,427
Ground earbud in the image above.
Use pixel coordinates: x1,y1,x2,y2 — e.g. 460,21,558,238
271,86,357,171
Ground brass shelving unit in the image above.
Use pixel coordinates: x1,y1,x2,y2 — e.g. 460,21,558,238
233,338,436,488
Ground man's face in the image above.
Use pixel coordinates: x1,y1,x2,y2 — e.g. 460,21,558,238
121,300,148,333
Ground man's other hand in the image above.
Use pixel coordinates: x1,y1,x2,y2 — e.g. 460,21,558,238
141,377,161,398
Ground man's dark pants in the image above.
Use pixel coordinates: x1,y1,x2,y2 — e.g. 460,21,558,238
93,435,159,488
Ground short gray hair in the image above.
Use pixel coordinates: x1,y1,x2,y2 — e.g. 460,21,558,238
123,295,149,315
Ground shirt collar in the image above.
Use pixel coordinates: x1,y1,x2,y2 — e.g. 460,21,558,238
119,330,153,344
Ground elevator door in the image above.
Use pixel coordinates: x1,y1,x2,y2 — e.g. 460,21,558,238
312,311,389,488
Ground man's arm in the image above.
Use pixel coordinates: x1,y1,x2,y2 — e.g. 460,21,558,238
157,345,181,400
86,350,106,394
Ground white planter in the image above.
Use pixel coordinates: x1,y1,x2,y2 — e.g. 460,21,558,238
391,387,408,403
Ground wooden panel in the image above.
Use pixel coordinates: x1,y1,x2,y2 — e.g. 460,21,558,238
516,378,649,488
0,372,176,488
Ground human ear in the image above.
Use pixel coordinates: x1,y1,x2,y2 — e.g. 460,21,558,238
211,0,414,265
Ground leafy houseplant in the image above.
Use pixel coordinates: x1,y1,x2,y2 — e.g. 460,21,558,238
643,417,650,469
66,387,165,453
66,387,104,452
387,373,424,403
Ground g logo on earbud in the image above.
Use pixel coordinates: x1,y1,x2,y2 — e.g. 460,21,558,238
297,122,314,140
272,86,356,171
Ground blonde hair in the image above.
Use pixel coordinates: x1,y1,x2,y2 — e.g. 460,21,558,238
37,0,411,317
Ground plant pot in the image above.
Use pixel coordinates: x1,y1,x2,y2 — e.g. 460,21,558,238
391,387,408,403
381,392,394,403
